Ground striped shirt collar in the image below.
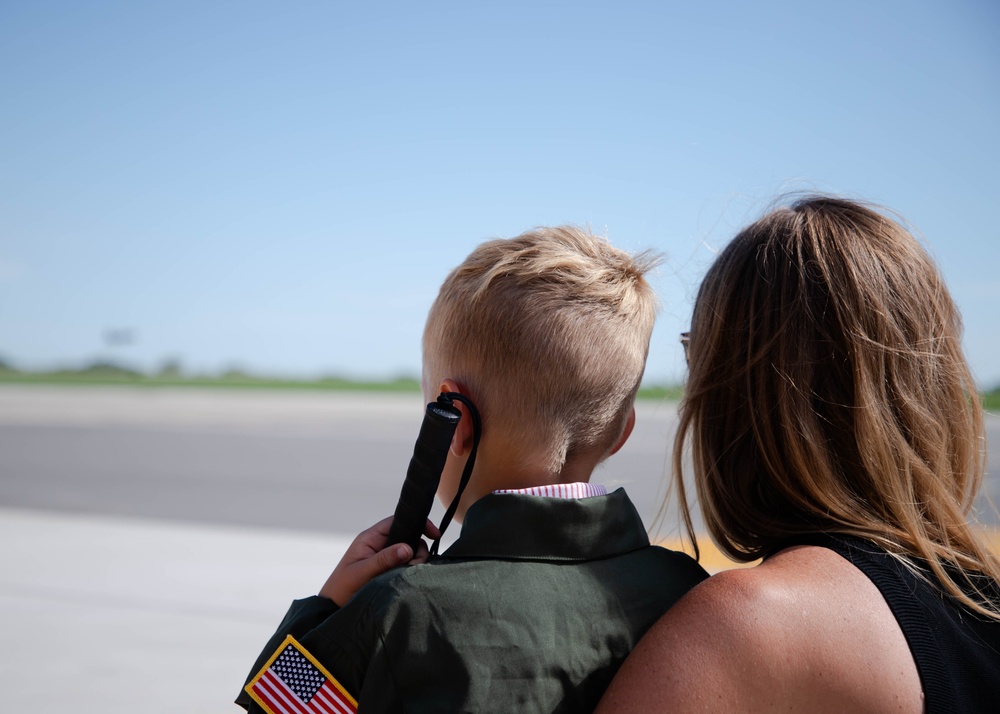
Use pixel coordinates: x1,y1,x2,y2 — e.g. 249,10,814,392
493,482,607,499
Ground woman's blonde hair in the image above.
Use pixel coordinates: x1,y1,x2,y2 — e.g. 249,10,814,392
424,226,660,474
674,195,999,619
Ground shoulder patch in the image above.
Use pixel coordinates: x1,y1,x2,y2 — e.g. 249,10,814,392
245,635,358,714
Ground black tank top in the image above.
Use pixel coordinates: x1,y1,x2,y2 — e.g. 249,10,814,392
795,533,1000,713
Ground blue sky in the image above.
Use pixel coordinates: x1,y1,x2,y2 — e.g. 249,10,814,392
1,1,998,387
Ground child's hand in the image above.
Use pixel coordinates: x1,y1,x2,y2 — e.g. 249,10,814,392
319,516,442,606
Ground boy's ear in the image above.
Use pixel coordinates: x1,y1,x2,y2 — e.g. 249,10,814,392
607,407,635,456
440,378,474,457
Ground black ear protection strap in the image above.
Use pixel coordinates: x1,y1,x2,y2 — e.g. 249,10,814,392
430,391,481,555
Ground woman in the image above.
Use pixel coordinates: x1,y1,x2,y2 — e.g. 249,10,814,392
598,196,1000,712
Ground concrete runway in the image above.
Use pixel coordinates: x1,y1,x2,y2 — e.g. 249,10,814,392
0,385,695,540
1,385,997,535
1,385,998,713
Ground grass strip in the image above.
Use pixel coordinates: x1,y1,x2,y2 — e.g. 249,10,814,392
0,368,995,408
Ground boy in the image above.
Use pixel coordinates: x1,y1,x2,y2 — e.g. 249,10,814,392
236,227,707,713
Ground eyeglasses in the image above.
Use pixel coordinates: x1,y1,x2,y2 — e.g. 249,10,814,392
679,331,690,364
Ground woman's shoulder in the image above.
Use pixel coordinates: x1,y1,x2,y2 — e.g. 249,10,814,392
596,545,922,713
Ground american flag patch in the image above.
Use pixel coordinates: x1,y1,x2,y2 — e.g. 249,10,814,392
245,635,358,714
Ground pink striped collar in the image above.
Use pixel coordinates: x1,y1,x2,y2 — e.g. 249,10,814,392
493,482,608,499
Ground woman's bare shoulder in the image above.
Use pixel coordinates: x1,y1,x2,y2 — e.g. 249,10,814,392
596,545,922,713
596,558,804,711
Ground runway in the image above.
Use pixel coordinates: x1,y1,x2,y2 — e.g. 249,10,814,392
0,385,694,539
2,384,997,534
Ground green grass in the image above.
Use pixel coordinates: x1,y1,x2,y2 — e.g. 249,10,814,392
0,366,423,393
636,384,685,401
1,362,994,409
0,363,685,399
982,389,1000,414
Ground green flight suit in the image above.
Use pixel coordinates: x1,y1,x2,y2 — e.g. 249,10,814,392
237,488,707,713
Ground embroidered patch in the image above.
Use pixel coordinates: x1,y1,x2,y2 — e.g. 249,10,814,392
245,635,358,714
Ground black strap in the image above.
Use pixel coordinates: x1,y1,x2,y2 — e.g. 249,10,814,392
430,391,482,555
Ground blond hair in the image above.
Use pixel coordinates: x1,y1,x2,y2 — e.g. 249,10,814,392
424,226,660,474
674,195,999,619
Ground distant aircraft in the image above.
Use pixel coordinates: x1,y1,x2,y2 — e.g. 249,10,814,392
103,328,137,347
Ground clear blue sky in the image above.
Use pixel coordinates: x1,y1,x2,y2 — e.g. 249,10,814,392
2,1,998,387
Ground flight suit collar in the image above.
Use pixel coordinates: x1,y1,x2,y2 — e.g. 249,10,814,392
439,487,649,562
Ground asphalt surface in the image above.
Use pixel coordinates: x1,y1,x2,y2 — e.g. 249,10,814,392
2,385,997,713
3,385,997,534
0,385,694,538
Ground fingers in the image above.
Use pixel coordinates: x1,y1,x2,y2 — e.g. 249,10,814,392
370,543,413,578
354,516,396,549
320,517,419,606
324,542,413,605
403,519,442,564
423,518,443,540
348,516,440,572
369,516,396,537
412,539,427,563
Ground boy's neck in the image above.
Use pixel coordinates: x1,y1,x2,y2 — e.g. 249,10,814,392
485,431,600,487
451,438,603,521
